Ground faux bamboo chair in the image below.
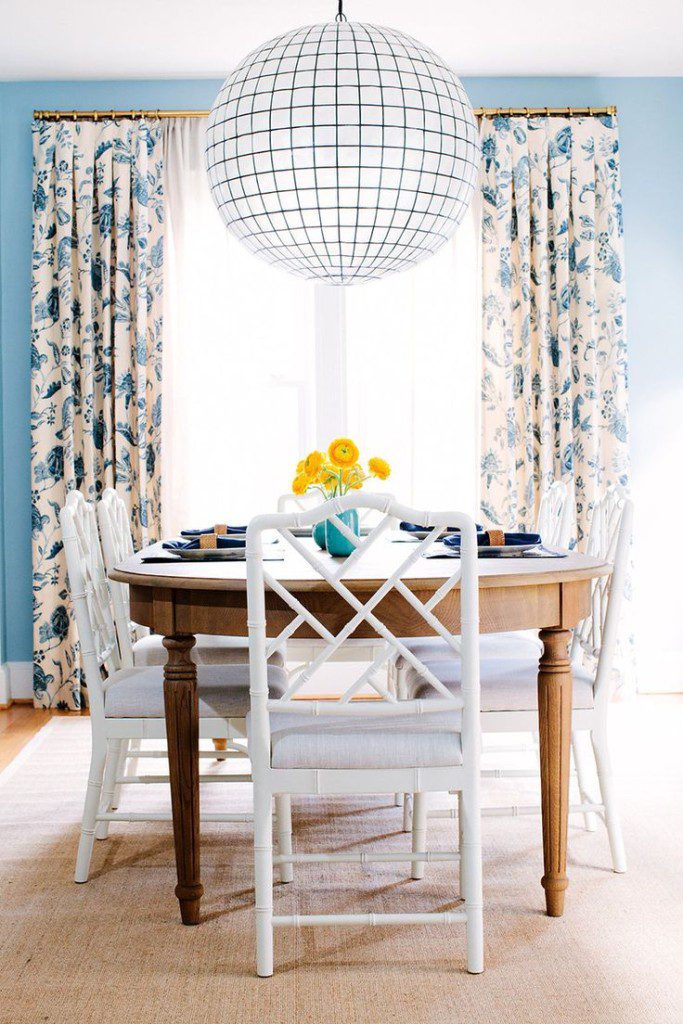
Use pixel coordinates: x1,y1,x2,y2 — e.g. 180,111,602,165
402,486,633,873
389,479,573,814
537,479,574,550
98,487,283,669
246,493,483,976
60,491,290,881
393,479,573,672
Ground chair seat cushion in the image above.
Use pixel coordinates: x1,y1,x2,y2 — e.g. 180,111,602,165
398,632,542,668
104,663,288,719
251,711,463,770
405,655,594,712
132,633,284,668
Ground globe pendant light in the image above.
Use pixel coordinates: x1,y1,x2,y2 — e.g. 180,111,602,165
206,2,479,285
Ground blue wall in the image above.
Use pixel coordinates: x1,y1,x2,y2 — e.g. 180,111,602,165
1,77,682,670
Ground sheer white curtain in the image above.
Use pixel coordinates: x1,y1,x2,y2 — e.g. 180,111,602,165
162,119,315,531
346,201,480,516
162,118,480,530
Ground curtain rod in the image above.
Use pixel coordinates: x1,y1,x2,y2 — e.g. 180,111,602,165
33,105,617,122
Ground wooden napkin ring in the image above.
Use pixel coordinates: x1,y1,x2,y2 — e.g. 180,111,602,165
199,533,218,549
214,524,228,535
488,529,506,547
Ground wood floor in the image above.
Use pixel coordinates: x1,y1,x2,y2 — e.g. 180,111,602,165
0,704,53,772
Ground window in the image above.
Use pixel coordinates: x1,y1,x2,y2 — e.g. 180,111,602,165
162,120,480,531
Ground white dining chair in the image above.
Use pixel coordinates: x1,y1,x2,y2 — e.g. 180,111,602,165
402,485,633,873
246,493,483,976
536,478,574,550
393,479,573,670
98,487,284,669
389,479,573,815
60,490,290,881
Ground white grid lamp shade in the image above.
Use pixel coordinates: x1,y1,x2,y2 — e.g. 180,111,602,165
205,21,480,285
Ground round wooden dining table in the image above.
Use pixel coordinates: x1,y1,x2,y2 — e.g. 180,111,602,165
111,538,610,927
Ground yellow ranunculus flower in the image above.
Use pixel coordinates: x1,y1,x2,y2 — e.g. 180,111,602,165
317,463,337,486
296,459,306,474
292,473,309,496
342,464,363,489
368,456,391,480
304,450,324,478
328,437,359,468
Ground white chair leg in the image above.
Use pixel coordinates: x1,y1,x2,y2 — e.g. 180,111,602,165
75,741,107,883
394,665,407,808
457,790,465,896
411,792,427,880
591,729,627,873
275,794,293,884
110,738,130,811
402,792,413,832
95,739,122,840
572,730,598,832
254,785,274,977
460,782,484,974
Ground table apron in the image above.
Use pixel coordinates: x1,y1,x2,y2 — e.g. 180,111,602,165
129,579,591,639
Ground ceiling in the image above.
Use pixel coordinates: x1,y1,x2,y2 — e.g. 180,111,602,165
1,0,682,79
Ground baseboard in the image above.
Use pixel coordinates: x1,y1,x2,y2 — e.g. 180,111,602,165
0,661,34,707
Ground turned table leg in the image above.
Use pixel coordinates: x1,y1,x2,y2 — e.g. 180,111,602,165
163,634,203,925
537,627,573,917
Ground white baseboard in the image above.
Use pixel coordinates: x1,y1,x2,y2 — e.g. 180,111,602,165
0,661,34,706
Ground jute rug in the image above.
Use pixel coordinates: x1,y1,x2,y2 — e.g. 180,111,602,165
0,701,681,1024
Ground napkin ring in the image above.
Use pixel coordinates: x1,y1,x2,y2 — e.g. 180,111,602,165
488,529,506,547
199,533,218,549
214,524,228,535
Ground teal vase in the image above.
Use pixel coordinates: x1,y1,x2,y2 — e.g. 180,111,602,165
324,509,360,557
313,521,327,550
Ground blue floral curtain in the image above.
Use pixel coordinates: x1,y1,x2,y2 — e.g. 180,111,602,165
479,114,629,544
31,119,164,709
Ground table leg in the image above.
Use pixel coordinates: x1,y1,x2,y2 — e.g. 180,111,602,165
163,634,203,925
537,627,572,917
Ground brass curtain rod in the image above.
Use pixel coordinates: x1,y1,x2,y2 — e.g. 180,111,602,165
33,105,617,122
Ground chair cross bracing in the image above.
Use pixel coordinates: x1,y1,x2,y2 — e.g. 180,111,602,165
276,491,395,677
60,491,291,883
246,493,483,976
402,486,633,874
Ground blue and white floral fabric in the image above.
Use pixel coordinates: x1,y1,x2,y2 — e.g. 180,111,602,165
31,120,164,709
479,115,629,545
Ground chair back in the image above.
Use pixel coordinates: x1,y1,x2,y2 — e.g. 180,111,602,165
277,490,396,529
571,486,633,705
536,480,573,548
60,491,122,725
246,493,480,777
97,487,143,668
